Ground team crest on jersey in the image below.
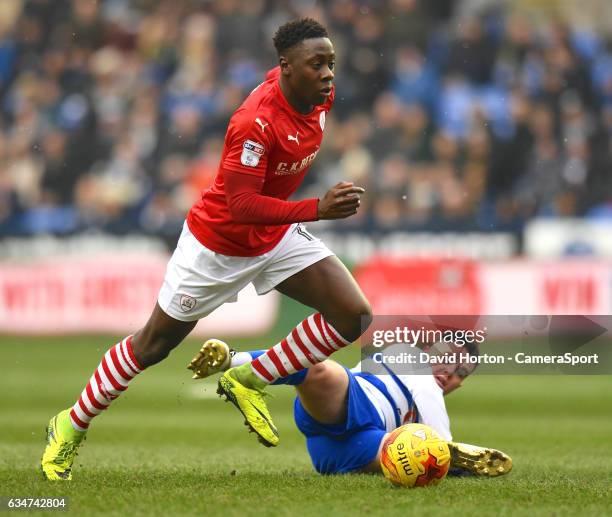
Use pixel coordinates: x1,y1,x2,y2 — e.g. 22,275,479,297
241,140,265,167
319,111,326,131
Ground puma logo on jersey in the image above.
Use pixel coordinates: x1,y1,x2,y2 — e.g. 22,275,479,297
287,131,299,145
255,117,268,132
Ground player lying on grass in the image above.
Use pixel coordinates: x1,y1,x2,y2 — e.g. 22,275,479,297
188,339,512,477
41,18,372,481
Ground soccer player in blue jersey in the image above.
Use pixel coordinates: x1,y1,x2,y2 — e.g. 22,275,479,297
189,339,512,477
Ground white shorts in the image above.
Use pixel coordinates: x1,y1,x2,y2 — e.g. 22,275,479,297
158,222,334,321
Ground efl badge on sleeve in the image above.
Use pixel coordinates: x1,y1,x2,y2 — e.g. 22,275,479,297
241,140,265,167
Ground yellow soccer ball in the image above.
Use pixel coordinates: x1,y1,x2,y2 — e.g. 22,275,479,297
380,423,451,488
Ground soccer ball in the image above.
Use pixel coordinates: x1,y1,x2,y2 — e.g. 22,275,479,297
380,423,451,488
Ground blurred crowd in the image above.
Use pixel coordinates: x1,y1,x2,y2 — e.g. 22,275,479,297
1,0,611,242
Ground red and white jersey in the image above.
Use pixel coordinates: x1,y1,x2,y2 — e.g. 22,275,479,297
187,67,334,256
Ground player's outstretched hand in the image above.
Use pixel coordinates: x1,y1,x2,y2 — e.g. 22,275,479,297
318,181,365,220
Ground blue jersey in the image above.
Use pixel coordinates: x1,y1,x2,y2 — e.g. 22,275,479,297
350,358,451,441
294,363,452,474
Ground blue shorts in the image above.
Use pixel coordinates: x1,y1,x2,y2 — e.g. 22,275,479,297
293,367,387,474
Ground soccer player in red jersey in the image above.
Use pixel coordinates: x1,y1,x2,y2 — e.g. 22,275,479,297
41,18,372,480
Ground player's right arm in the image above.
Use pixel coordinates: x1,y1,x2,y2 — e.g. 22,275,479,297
225,176,365,224
316,182,364,219
224,171,319,224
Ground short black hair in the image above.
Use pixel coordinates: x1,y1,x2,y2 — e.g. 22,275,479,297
273,18,328,55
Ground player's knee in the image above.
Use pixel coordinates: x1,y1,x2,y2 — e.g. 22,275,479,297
304,361,342,391
306,362,332,382
360,302,373,332
329,301,372,342
353,302,373,340
131,332,178,368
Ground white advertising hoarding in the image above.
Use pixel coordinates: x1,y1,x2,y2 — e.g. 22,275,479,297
0,253,278,336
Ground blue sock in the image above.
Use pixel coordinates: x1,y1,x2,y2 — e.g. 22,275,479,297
236,350,308,386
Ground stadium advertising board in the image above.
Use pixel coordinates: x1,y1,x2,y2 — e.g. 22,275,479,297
1,255,608,335
0,254,278,335
355,257,612,316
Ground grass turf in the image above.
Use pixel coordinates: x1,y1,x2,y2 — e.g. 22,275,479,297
1,333,611,516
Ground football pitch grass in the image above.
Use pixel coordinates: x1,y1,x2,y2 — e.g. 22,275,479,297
2,329,611,516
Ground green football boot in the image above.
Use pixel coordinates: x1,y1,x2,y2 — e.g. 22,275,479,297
41,409,86,481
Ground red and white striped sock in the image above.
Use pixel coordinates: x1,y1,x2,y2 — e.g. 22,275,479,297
69,336,143,431
250,313,350,383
